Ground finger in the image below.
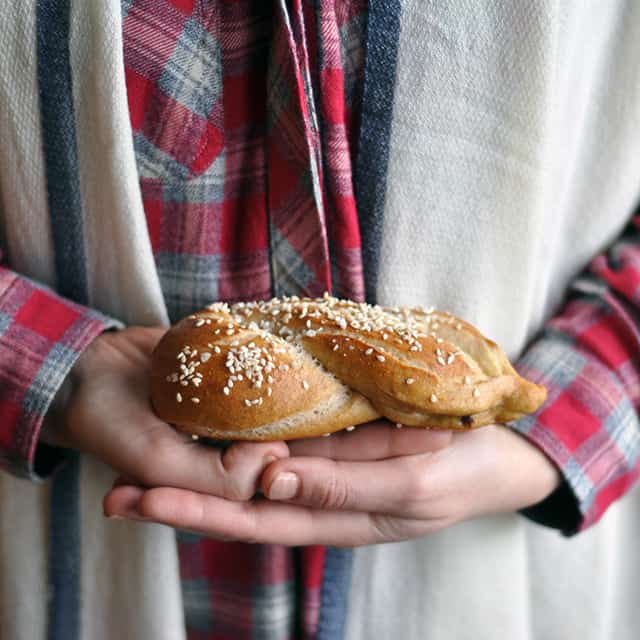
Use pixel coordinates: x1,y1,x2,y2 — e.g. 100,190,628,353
104,485,145,519
261,454,439,517
131,435,290,501
288,421,452,461
119,487,440,546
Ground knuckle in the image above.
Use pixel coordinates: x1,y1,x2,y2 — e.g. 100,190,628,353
219,447,257,501
405,467,433,505
223,479,255,502
307,467,351,510
239,502,261,544
368,514,407,543
220,443,245,472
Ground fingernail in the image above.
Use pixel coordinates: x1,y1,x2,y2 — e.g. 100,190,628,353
268,472,299,500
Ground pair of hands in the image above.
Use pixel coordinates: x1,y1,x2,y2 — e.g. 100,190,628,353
42,327,560,546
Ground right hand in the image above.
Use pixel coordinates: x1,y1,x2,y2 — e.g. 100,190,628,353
42,327,289,515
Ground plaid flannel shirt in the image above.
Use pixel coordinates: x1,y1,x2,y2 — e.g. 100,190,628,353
1,0,639,638
121,2,367,637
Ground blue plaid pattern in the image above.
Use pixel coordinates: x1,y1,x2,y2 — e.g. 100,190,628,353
157,15,222,120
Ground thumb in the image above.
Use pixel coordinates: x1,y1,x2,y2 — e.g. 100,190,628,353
132,436,290,501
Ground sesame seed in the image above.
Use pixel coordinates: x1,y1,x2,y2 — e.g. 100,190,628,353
200,352,211,363
244,399,252,407
456,323,462,330
302,380,309,390
223,387,230,396
267,388,273,396
405,378,415,385
333,344,340,351
191,434,199,441
195,319,205,327
322,433,331,437
346,425,356,431
430,393,438,403
192,397,200,404
176,393,183,403
437,357,446,366
396,423,403,429
473,388,480,398
436,338,444,344
376,354,385,362
214,346,221,354
464,376,472,385
365,348,373,355
447,354,455,365
226,329,234,335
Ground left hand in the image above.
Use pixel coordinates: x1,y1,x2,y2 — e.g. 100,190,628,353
103,423,560,546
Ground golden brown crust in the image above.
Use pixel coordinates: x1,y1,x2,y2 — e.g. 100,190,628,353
149,295,547,439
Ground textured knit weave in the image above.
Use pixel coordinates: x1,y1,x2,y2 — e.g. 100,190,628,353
1,2,640,639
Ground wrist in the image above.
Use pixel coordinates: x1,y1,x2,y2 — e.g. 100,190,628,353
40,333,107,447
507,426,562,508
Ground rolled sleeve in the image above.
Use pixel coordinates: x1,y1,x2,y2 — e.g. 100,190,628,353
513,300,640,534
0,267,122,479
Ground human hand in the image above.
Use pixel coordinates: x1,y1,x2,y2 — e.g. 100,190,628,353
103,422,559,545
42,327,289,501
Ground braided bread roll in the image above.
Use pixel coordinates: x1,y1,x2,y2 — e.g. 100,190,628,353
150,295,546,440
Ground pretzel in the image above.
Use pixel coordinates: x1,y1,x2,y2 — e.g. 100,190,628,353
150,295,546,440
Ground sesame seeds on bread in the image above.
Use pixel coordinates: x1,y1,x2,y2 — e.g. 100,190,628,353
149,295,547,440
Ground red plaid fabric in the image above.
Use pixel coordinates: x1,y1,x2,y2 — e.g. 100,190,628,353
514,213,640,532
122,1,367,638
0,263,120,478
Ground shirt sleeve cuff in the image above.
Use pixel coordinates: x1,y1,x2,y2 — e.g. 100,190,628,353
512,332,640,535
0,270,123,479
